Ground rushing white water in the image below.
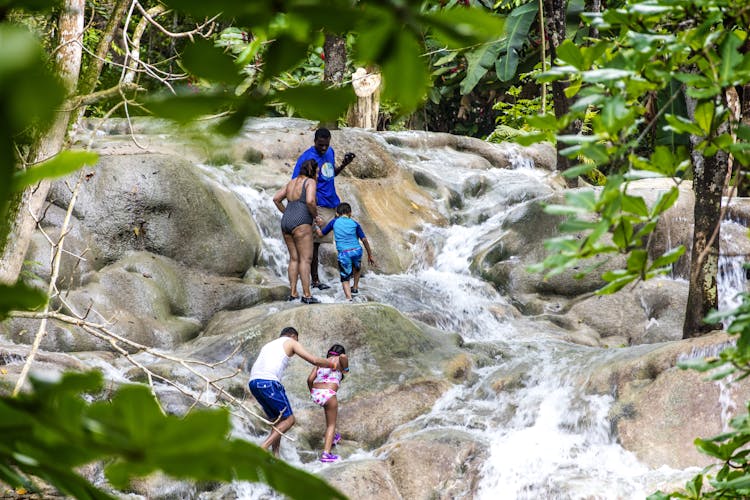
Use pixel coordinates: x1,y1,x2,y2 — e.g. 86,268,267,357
719,219,749,319
196,142,743,499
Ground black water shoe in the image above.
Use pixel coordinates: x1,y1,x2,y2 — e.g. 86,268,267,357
312,282,331,290
301,296,320,304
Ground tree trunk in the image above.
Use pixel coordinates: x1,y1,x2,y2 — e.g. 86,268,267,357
683,95,727,336
544,0,581,188
320,33,347,130
73,0,131,122
349,67,381,129
323,33,346,85
0,0,84,284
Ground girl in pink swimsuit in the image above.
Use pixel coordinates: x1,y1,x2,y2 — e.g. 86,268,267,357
307,344,349,463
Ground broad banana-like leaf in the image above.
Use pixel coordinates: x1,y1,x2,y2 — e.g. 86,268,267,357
460,41,504,95
496,2,539,82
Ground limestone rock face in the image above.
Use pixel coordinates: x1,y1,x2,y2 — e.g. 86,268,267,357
381,429,488,500
192,302,464,397
3,252,287,352
566,278,687,346
614,368,724,468
321,459,404,500
6,117,750,497
583,332,750,469
48,153,262,275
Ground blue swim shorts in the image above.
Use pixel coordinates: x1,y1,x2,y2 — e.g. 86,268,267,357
338,247,363,281
248,379,293,420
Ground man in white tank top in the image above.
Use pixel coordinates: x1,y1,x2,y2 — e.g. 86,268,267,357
249,326,340,456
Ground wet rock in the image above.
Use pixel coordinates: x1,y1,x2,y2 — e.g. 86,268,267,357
321,459,403,500
48,153,262,275
582,332,750,468
379,131,555,170
381,429,488,500
0,342,88,394
565,278,686,345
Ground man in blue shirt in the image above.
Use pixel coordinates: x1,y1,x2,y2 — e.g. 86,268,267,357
292,128,355,290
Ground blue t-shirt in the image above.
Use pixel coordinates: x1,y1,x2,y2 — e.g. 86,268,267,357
321,216,366,252
292,146,339,208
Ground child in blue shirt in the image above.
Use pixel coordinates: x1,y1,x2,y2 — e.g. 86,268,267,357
315,202,375,301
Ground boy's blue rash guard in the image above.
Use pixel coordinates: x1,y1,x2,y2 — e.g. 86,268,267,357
292,146,339,208
321,217,366,252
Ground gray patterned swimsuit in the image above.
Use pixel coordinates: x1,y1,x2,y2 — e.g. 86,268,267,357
280,179,313,235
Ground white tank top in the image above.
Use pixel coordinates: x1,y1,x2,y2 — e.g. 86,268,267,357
249,337,292,382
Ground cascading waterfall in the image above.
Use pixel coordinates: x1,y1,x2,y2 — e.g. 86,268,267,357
194,145,750,499
719,219,748,317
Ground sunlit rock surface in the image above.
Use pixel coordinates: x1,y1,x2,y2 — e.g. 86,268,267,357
2,117,750,498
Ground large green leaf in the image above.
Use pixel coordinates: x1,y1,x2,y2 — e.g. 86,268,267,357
146,92,238,122
353,6,396,63
581,68,633,83
13,151,98,190
275,86,355,122
181,39,242,85
495,2,538,81
0,25,66,215
422,7,505,50
649,246,685,271
1,372,345,499
460,41,504,95
262,33,313,80
655,79,689,148
160,0,277,25
381,32,431,111
694,99,715,135
663,114,705,136
556,40,585,71
719,31,744,86
594,95,633,135
0,281,47,319
0,0,56,11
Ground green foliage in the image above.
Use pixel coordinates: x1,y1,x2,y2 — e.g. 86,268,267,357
495,2,538,82
525,0,750,497
0,24,65,207
530,0,750,295
0,2,510,498
0,282,46,320
0,371,345,499
148,1,505,133
13,151,98,190
490,82,543,130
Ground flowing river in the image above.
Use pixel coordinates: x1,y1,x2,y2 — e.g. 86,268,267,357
192,126,738,499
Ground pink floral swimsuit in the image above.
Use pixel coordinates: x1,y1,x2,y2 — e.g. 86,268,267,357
310,366,343,406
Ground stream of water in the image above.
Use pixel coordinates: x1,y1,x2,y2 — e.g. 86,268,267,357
194,134,749,499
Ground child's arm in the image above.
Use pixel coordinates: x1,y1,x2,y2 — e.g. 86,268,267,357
361,237,375,266
307,365,318,391
338,354,349,372
316,218,335,238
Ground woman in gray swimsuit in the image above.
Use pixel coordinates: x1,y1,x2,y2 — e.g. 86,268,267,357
272,159,321,303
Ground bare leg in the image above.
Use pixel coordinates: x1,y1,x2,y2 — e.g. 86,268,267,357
342,280,352,301
293,224,314,298
261,415,296,456
352,265,362,291
322,396,339,454
311,242,321,284
282,233,299,297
